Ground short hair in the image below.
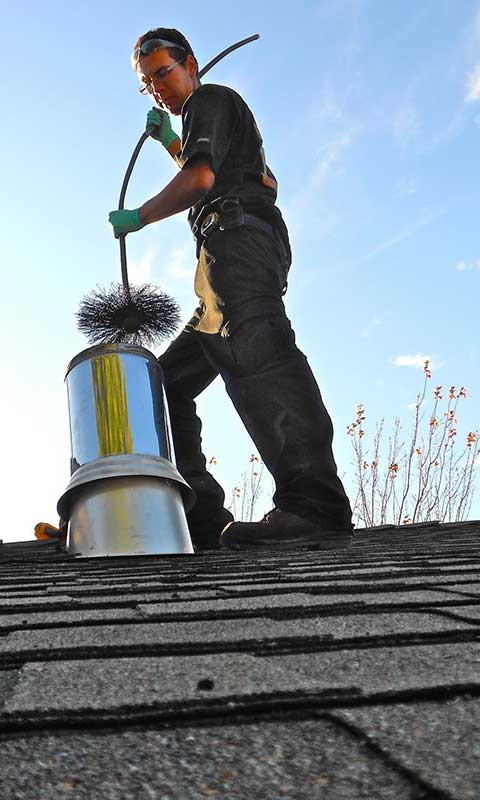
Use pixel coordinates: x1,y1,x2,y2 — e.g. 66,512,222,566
132,27,198,75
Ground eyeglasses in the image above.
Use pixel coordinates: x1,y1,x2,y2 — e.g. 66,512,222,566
131,38,186,69
137,58,185,94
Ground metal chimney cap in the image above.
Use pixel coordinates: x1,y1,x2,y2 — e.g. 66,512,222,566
66,342,161,377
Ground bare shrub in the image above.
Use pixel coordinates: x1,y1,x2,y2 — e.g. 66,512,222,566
347,360,479,527
226,454,266,521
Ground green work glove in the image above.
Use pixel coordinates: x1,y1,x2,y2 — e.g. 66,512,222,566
146,107,178,149
108,208,144,239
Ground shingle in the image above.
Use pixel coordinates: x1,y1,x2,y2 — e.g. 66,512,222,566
126,573,480,594
438,605,480,622
0,578,477,609
1,590,472,632
330,696,480,799
5,643,480,715
43,583,135,594
438,582,480,596
4,654,285,713
0,669,18,705
280,643,480,697
137,590,474,616
0,575,75,586
0,595,73,609
275,564,480,577
0,607,142,631
0,719,420,800
92,576,480,598
0,611,473,658
0,590,53,598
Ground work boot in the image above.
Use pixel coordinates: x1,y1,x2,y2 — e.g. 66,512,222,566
189,507,234,551
220,508,353,551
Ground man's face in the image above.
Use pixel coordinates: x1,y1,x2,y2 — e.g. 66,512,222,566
137,48,197,115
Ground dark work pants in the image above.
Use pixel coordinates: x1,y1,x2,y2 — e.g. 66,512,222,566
159,226,353,532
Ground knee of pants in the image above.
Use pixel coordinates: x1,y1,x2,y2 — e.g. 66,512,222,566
225,315,298,377
165,390,200,427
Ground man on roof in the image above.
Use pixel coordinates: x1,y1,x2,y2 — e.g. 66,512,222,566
108,27,353,551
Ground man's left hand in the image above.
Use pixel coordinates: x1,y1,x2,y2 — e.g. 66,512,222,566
108,208,145,238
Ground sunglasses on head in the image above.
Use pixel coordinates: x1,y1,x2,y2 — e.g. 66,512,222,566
131,38,187,69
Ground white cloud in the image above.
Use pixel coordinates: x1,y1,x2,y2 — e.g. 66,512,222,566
286,130,356,229
357,207,446,265
430,106,469,148
127,236,195,286
454,259,480,272
466,64,480,102
360,316,382,338
474,3,480,41
217,70,249,101
128,246,157,284
393,104,421,143
165,240,194,281
319,133,352,175
306,81,344,125
394,177,417,197
394,354,433,369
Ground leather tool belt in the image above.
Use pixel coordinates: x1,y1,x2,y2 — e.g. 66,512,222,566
191,197,288,263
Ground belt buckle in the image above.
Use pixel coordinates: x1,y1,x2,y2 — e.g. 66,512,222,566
200,211,220,237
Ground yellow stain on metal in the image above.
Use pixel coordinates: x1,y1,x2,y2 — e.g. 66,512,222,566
91,355,134,456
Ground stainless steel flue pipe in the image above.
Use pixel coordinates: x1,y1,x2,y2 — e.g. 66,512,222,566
57,344,195,556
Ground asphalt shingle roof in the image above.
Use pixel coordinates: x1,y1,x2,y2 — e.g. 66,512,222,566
1,520,479,799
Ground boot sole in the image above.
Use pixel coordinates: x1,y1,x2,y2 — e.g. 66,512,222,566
221,532,353,552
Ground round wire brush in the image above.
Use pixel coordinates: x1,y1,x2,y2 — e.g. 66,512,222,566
77,282,181,346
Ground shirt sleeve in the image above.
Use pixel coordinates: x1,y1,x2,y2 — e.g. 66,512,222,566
180,86,238,174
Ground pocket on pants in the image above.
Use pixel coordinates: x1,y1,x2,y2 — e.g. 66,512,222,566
226,315,297,377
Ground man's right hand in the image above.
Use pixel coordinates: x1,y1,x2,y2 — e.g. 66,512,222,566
146,107,178,149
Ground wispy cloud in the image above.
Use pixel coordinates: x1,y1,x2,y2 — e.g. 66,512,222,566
357,206,446,265
165,240,194,281
394,354,433,369
394,177,417,197
399,4,480,149
128,234,194,286
393,104,421,144
286,130,356,230
466,65,480,101
455,258,480,272
217,70,250,101
463,6,480,104
305,80,344,126
360,315,382,339
128,246,157,284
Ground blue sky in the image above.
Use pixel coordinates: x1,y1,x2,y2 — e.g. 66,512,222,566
1,0,479,542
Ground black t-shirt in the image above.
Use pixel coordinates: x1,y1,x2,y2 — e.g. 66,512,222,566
180,83,289,249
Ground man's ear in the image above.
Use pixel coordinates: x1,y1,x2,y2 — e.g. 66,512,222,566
186,53,198,79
